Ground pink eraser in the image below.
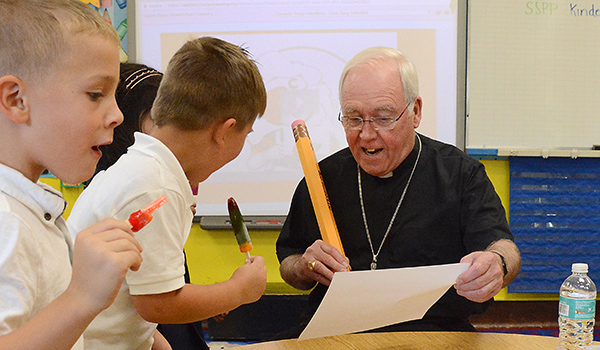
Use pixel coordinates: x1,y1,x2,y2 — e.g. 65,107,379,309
292,119,306,129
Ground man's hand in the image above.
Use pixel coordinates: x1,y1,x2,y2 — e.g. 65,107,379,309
280,240,350,289
454,239,521,303
454,251,504,303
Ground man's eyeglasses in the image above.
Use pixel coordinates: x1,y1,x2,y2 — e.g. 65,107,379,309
338,103,411,131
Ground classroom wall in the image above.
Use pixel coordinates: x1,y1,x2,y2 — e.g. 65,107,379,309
44,159,542,298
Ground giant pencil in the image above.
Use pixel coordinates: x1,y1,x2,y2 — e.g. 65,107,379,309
292,120,345,256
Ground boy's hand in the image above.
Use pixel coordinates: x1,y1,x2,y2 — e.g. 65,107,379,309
230,255,266,305
67,218,143,313
213,312,229,323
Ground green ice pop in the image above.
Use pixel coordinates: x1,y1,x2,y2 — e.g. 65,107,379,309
227,197,252,259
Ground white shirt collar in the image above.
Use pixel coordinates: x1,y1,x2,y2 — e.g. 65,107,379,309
129,132,195,205
0,163,66,223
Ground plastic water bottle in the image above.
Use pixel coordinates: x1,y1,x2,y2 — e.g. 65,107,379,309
559,263,597,349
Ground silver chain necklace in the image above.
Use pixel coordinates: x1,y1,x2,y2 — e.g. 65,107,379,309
358,134,422,270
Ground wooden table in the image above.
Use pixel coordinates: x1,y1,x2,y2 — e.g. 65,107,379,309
230,331,583,349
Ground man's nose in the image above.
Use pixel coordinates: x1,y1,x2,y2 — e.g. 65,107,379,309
359,120,378,139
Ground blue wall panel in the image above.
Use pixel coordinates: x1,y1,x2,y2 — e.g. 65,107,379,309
508,157,600,293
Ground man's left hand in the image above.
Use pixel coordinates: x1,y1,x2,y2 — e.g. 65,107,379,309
454,251,504,303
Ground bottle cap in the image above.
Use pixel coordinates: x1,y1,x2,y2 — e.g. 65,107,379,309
572,263,589,273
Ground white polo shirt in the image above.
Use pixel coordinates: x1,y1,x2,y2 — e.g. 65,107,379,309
0,163,83,349
68,132,195,350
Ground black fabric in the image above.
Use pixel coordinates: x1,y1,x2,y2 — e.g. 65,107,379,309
156,323,207,350
276,133,513,337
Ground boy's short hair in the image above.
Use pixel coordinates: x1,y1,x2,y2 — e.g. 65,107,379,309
0,0,119,82
151,36,267,131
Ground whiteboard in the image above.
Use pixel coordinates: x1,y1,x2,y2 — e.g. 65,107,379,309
128,0,466,216
467,0,600,150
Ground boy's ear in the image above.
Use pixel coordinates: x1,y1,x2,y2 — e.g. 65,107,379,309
213,118,237,147
0,75,30,124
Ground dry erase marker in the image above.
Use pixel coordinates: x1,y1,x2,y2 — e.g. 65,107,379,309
115,0,126,10
116,19,127,40
128,195,167,232
227,197,252,260
292,120,346,257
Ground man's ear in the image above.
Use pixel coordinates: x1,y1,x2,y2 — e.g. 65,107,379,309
0,75,29,124
410,97,423,129
213,118,237,147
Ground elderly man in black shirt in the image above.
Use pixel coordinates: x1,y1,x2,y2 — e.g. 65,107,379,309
276,47,521,337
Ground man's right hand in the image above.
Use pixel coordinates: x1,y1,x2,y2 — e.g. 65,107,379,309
280,240,350,289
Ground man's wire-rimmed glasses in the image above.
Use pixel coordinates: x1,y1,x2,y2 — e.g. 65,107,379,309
338,102,411,131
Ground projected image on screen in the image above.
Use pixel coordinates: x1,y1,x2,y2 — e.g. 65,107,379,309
132,0,459,216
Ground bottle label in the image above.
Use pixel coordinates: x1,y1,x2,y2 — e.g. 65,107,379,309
559,296,596,320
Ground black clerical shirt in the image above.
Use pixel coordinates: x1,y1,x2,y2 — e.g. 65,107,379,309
276,133,513,333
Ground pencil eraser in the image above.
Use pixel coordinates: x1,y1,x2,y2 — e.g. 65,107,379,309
292,119,306,129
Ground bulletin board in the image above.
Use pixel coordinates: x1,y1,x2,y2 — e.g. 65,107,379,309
80,0,129,61
466,0,600,150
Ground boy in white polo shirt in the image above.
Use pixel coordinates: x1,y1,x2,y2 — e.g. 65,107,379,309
0,1,143,349
68,37,268,350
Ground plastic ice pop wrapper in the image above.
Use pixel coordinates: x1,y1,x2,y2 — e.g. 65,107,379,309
227,197,252,260
128,195,168,232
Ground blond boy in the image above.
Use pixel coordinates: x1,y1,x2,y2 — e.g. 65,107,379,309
68,37,268,350
0,1,143,349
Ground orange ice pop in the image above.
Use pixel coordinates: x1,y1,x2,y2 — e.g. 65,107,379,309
227,197,252,260
128,195,168,232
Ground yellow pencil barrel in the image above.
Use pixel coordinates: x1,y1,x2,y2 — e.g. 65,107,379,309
292,120,345,256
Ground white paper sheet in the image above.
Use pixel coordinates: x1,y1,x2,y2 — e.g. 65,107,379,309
298,263,469,341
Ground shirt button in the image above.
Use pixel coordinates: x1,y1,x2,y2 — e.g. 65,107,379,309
44,213,52,221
